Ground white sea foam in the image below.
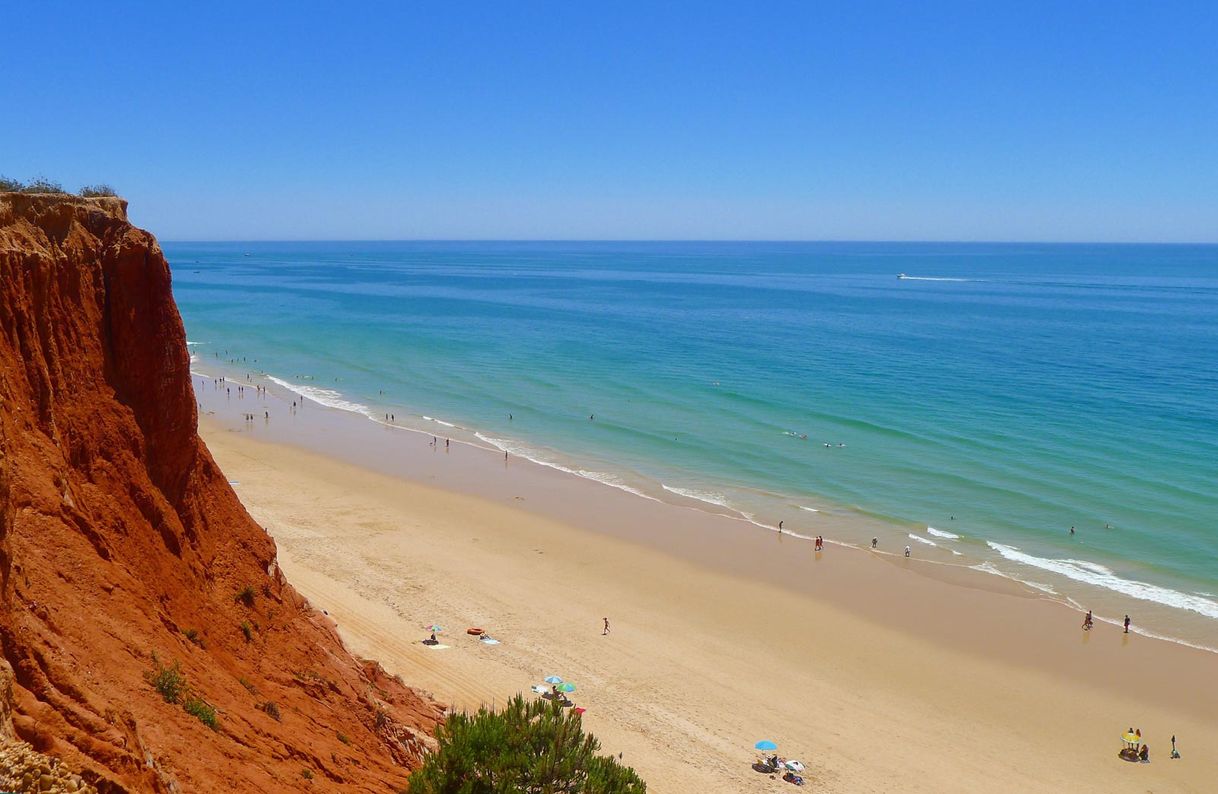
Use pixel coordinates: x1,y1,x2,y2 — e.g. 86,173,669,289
474,432,659,501
422,415,456,428
899,276,972,282
797,505,820,513
986,542,1218,620
186,341,204,346
926,526,960,539
266,376,372,415
968,560,1053,594
908,533,938,546
661,485,734,510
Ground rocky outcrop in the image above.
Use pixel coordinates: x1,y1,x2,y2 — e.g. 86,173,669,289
0,194,443,791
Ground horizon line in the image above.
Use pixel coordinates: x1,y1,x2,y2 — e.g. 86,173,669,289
158,238,1218,246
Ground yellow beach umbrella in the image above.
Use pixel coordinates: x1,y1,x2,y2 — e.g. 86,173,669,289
1122,732,1139,745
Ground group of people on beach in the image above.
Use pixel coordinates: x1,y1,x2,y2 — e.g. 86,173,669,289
1119,727,1181,763
1081,610,1134,635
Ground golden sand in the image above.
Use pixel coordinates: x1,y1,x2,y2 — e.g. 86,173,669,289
200,415,1216,793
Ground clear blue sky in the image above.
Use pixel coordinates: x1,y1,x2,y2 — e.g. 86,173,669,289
3,2,1216,241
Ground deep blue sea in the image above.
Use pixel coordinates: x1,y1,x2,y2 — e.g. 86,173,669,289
168,241,1218,649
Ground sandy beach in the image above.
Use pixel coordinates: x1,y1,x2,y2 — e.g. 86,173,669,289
195,381,1216,793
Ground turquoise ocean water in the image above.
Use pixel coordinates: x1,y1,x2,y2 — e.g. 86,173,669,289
169,241,1218,649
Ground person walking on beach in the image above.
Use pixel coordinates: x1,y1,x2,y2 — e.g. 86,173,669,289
871,537,878,549
603,617,610,635
1082,610,1093,630
446,438,450,450
1124,615,1131,634
778,520,783,532
904,545,911,558
1171,735,1180,759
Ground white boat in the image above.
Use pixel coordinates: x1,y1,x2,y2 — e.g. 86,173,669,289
898,273,908,279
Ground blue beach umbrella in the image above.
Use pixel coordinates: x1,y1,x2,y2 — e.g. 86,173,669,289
544,676,564,685
755,740,778,751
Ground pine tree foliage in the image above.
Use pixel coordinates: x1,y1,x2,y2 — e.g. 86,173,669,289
409,694,646,793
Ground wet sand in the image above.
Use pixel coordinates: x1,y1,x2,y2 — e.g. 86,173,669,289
196,378,1217,792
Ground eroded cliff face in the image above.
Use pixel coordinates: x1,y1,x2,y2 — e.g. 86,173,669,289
0,194,442,792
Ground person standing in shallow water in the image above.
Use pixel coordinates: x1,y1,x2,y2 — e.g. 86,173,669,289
1124,614,1131,633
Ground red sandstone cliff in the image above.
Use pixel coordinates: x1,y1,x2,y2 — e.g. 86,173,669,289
0,193,442,792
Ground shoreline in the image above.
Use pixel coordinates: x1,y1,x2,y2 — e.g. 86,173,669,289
190,363,1218,654
194,376,1217,792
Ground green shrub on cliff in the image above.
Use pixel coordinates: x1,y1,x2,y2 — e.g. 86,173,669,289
146,653,222,731
235,585,257,607
184,697,219,730
79,183,117,197
408,694,646,793
0,176,117,196
146,654,188,704
19,177,67,194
